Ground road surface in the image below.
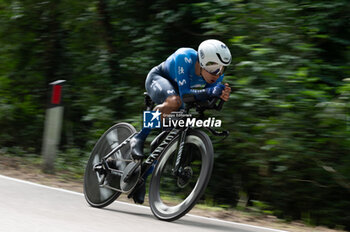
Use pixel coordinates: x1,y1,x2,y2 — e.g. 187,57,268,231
0,175,287,232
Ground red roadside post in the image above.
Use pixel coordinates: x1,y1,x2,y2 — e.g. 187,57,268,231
42,80,66,173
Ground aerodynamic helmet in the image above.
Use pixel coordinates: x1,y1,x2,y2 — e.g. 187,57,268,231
198,39,232,75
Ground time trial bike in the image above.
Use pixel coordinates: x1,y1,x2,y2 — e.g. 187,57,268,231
83,93,228,221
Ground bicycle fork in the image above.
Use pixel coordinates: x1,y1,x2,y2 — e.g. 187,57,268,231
172,127,189,176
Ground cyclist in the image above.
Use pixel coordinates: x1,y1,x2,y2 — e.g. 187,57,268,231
130,39,232,204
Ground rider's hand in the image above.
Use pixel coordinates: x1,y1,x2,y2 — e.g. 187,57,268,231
205,84,225,98
220,83,231,101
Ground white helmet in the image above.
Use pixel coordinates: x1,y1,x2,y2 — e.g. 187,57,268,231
198,39,231,75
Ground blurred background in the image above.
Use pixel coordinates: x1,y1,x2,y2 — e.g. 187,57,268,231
0,0,350,230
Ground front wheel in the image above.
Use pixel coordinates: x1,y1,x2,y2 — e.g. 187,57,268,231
149,129,214,221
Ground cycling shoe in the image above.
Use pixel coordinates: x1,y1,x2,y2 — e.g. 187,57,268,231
130,136,145,160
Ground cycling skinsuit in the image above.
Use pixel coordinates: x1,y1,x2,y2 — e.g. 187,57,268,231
145,48,224,105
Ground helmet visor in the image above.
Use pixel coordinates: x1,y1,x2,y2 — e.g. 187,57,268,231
204,62,225,75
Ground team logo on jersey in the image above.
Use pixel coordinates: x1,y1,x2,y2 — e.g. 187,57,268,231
178,79,186,86
221,44,227,49
167,90,175,95
143,110,161,128
178,66,185,75
184,57,192,64
151,80,163,91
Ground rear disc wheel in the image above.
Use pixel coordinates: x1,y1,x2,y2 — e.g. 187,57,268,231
84,123,136,208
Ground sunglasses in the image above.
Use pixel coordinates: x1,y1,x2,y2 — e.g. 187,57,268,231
204,62,226,75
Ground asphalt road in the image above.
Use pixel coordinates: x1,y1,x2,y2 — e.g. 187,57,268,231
0,175,287,232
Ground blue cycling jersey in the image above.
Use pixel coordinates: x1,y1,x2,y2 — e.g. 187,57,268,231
161,48,224,98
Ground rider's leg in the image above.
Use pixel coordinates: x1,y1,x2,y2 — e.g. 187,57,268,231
131,96,181,204
130,95,182,160
154,95,182,117
131,67,181,204
131,162,156,204
130,66,181,161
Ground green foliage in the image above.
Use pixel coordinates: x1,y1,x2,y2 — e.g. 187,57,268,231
194,0,350,229
0,0,350,229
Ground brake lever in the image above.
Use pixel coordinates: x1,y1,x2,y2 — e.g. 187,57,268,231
205,128,230,143
208,97,225,111
206,98,217,109
215,99,225,111
206,127,229,136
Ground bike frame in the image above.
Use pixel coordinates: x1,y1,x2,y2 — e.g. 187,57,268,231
95,95,228,194
95,126,188,193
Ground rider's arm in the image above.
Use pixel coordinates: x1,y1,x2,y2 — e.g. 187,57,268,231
179,85,225,101
192,75,225,100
